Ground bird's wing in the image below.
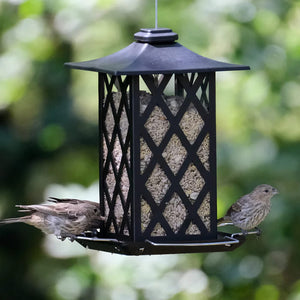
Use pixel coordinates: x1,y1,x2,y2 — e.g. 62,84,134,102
16,205,38,213
48,197,98,206
16,199,101,220
225,195,248,216
218,200,243,224
16,204,77,219
226,194,252,216
48,198,101,217
16,199,74,212
16,204,61,215
48,197,82,204
231,202,242,212
225,203,240,217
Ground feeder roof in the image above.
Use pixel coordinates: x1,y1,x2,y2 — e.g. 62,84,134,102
65,28,250,75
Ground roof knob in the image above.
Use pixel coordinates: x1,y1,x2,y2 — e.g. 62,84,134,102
134,28,178,43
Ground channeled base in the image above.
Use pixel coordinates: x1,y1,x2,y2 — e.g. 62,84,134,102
74,232,248,255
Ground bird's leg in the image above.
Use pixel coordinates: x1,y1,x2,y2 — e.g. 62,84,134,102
81,231,93,237
56,235,66,241
91,228,99,237
255,227,262,236
241,229,248,236
66,234,77,242
81,229,99,237
59,232,77,242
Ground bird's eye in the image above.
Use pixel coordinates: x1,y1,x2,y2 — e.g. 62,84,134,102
94,208,98,213
264,189,269,193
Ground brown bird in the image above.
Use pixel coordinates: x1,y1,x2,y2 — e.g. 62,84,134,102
217,184,279,234
0,198,105,241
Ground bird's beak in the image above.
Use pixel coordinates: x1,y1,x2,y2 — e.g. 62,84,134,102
272,187,279,194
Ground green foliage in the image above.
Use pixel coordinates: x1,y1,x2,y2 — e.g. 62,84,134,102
1,0,300,299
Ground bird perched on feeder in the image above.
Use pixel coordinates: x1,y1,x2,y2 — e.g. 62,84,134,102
0,198,106,241
217,184,279,234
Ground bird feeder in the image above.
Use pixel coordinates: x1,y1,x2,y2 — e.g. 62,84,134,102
65,28,250,255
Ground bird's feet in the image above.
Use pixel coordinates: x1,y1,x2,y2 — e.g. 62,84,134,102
231,227,262,239
254,227,261,236
82,228,100,238
56,235,66,241
67,234,77,242
56,234,77,242
241,229,248,236
254,227,262,239
91,228,100,237
241,227,262,236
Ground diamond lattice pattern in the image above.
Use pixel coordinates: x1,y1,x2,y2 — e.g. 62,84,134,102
139,74,213,238
163,193,187,234
144,106,170,147
179,103,204,144
102,79,131,236
163,134,187,175
146,164,171,205
180,163,205,203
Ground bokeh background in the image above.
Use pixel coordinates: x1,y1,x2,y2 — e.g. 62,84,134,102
0,0,300,299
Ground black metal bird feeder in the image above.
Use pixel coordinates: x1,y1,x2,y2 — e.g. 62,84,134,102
65,28,250,255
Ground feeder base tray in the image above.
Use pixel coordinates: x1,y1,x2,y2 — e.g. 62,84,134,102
74,231,255,255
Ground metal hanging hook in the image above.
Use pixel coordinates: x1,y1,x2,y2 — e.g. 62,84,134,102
155,0,158,29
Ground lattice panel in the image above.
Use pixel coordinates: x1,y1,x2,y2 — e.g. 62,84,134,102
139,73,214,239
101,75,131,236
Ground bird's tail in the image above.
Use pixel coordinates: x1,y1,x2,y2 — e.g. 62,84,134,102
0,216,30,225
217,216,233,227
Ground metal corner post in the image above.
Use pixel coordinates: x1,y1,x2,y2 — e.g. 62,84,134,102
130,75,141,242
208,72,217,236
98,73,105,217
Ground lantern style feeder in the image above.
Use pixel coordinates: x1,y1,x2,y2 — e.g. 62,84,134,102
65,28,250,255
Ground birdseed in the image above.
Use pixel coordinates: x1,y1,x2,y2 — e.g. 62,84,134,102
103,91,211,236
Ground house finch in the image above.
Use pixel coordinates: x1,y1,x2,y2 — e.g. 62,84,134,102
217,184,279,234
0,198,105,241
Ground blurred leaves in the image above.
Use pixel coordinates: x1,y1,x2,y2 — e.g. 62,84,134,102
0,0,300,300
